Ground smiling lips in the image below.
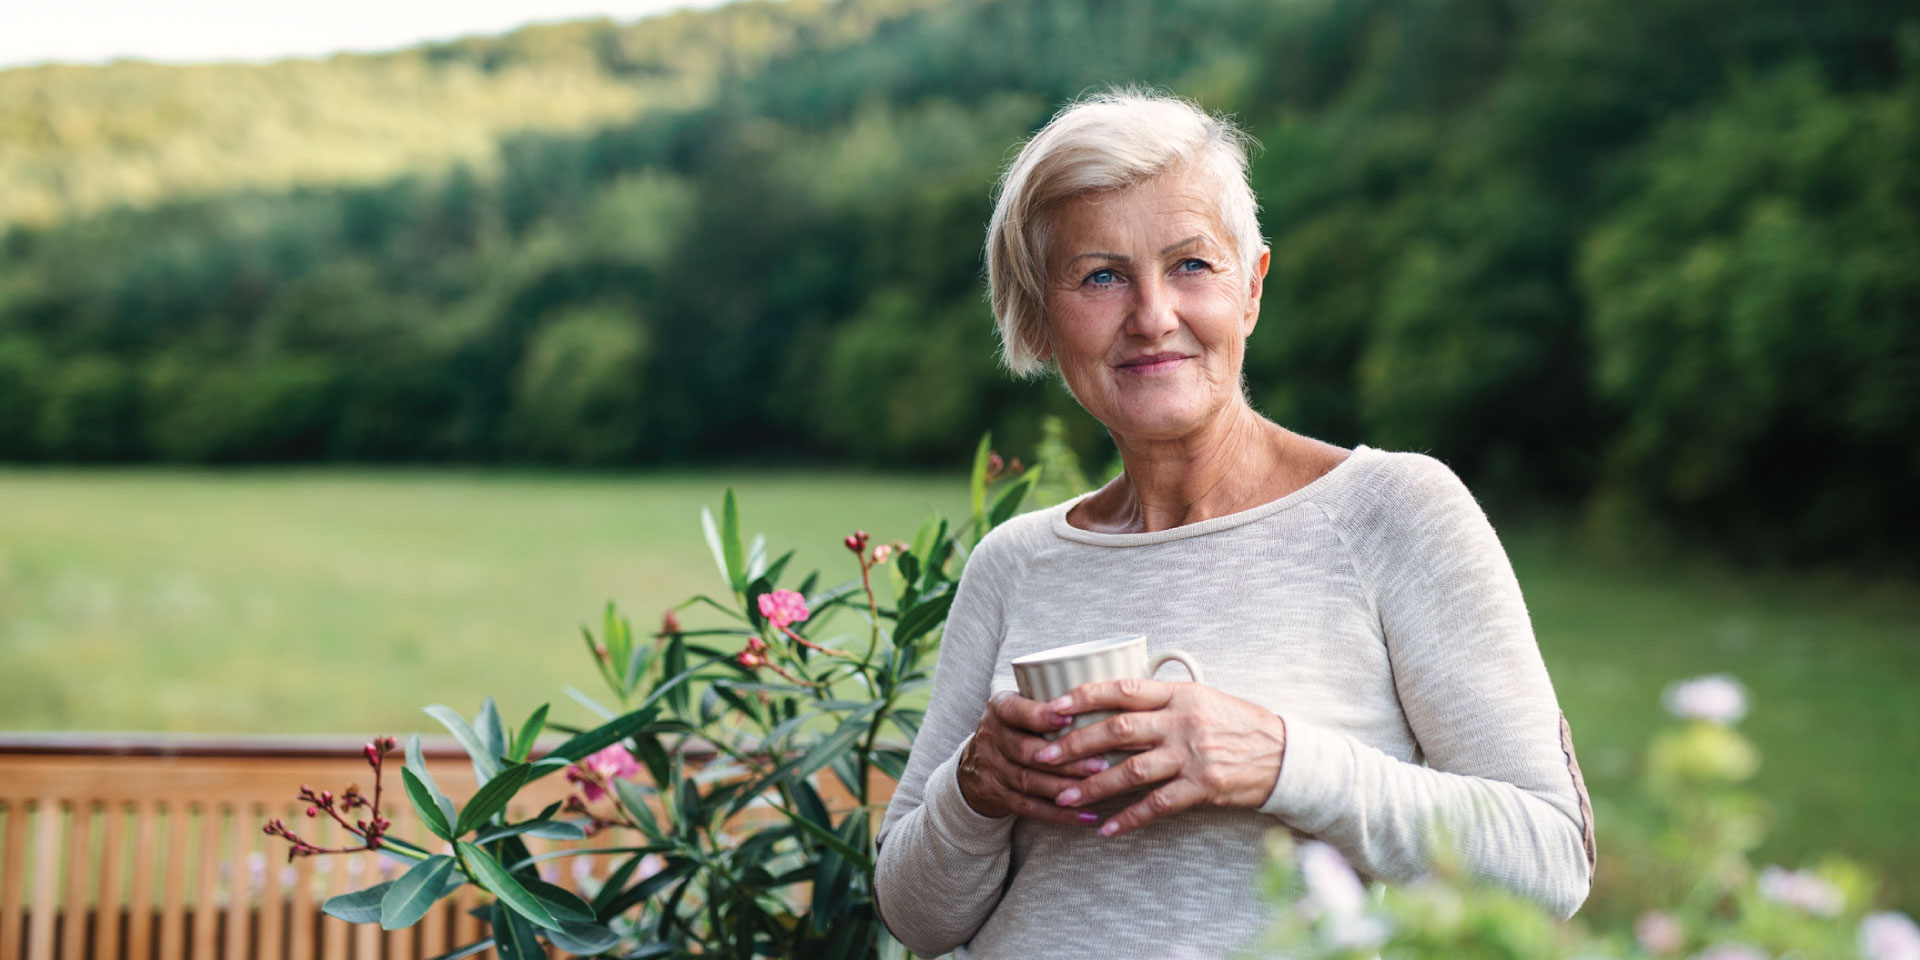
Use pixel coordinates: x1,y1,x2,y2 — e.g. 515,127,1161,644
1115,352,1191,374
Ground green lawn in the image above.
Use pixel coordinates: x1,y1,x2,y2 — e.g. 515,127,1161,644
2,468,1915,911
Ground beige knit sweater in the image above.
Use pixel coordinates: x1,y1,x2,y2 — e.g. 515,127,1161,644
873,445,1595,959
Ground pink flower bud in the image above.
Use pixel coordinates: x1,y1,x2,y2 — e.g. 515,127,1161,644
736,649,767,670
844,534,862,552
306,806,318,817
660,609,682,635
872,544,892,563
987,452,1004,475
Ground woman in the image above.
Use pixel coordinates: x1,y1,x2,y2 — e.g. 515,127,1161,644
872,90,1594,959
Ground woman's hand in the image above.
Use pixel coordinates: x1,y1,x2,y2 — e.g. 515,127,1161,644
957,691,1118,825
1035,677,1287,837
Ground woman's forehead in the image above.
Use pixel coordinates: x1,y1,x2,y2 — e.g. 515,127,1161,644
1049,167,1232,258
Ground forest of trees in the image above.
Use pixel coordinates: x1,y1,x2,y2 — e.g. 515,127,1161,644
1,0,1914,563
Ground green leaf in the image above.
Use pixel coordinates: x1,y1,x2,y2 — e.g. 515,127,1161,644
603,602,632,694
423,939,493,960
894,589,954,647
722,488,745,594
590,852,648,918
544,918,621,955
811,809,867,931
745,532,767,581
454,762,532,835
425,704,500,783
403,767,454,841
794,711,876,782
870,747,910,780
700,506,730,591
777,805,867,867
621,640,657,699
522,878,595,924
404,735,457,833
321,881,395,924
510,704,547,763
988,467,1042,530
474,818,587,844
379,855,457,931
598,856,695,918
489,901,545,960
910,514,941,571
581,624,619,694
663,633,691,720
476,697,507,768
458,841,560,931
563,685,616,721
969,432,992,519
547,704,662,763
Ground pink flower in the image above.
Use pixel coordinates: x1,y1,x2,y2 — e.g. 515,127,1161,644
566,744,641,801
1757,865,1844,916
1860,912,1920,960
1636,911,1685,955
757,590,810,629
872,544,893,563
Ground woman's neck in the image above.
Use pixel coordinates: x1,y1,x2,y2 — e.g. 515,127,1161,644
1075,402,1310,534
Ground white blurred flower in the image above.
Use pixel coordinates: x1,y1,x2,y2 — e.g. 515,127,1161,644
1296,841,1388,950
1757,865,1843,916
247,852,267,895
1636,910,1685,955
1861,911,1920,960
1298,841,1366,918
1663,675,1748,725
1691,944,1768,960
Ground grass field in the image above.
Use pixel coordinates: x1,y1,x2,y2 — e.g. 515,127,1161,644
3,468,1916,910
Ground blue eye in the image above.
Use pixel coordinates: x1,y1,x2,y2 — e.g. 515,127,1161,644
1084,268,1119,287
1175,258,1209,274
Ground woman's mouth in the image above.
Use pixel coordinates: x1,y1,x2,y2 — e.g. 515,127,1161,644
1116,353,1190,375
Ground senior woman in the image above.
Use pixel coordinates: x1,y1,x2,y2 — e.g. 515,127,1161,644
872,91,1594,959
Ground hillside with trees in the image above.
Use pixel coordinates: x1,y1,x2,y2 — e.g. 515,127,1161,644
1,0,1914,563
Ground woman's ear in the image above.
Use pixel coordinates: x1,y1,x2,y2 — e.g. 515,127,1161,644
1243,247,1272,336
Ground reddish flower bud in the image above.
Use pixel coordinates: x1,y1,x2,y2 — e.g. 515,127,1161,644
736,649,767,670
856,529,869,547
988,452,1004,475
660,609,682,635
1009,457,1025,474
595,643,610,662
306,806,318,817
381,736,398,751
320,791,332,805
366,836,381,850
844,534,862,552
746,635,767,653
262,824,275,835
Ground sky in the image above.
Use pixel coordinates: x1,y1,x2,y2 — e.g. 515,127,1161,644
1,0,740,68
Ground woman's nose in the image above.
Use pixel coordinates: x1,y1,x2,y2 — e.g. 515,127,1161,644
1125,275,1179,340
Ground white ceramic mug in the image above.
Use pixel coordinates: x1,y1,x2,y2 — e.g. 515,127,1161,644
1011,635,1204,765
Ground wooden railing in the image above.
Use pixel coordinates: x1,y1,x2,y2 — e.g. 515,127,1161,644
0,734,888,960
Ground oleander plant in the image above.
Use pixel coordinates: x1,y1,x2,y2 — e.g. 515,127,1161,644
264,435,1044,959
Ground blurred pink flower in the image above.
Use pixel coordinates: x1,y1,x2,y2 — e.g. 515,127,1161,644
1861,912,1920,960
567,744,641,801
1663,674,1748,725
758,590,810,629
1757,865,1843,916
1636,911,1685,955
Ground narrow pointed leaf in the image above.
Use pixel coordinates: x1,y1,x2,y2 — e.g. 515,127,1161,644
476,697,506,767
404,735,457,833
547,704,662,763
545,918,620,955
425,704,499,783
379,855,457,930
454,762,532,836
522,878,595,924
509,704,547,763
721,488,745,593
700,506,730,589
458,842,559,931
969,432,992,517
489,902,545,960
424,940,493,960
321,881,394,923
403,767,454,840
612,778,663,839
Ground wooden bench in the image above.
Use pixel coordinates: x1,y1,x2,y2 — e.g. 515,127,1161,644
0,733,888,960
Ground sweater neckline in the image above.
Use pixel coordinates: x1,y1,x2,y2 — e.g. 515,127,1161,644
1048,444,1376,547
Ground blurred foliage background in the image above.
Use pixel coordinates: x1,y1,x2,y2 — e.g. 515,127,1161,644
2,0,1914,565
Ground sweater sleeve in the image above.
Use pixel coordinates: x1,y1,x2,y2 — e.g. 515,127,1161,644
873,530,1021,956
1257,453,1597,918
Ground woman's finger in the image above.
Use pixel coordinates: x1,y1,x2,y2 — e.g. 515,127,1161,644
1053,746,1181,808
990,690,1072,735
1034,708,1163,766
1049,676,1175,718
1000,727,1109,778
1095,777,1212,837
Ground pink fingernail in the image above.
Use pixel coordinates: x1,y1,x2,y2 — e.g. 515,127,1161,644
1086,757,1109,773
1050,696,1072,712
1078,812,1098,824
1099,821,1120,837
1055,788,1081,806
1053,713,1072,727
1036,745,1060,763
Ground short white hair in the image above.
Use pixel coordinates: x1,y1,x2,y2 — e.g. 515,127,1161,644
986,88,1264,379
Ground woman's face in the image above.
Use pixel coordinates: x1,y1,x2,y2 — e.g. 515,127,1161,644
1040,164,1270,443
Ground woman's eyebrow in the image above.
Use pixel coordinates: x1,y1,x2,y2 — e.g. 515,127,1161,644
1066,235,1211,266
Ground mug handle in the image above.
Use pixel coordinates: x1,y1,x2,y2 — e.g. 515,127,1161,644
1151,650,1205,686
